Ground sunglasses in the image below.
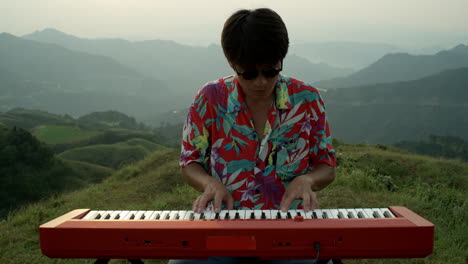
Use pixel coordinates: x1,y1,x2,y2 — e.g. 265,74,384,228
234,61,283,80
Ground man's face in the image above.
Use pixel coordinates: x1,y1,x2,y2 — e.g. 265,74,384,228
232,61,282,100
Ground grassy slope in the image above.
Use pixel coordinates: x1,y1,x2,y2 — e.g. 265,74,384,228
0,144,466,264
58,138,167,169
33,125,101,144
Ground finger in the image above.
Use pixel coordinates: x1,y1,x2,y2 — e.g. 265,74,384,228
192,196,200,212
198,193,212,213
311,192,319,210
280,193,294,212
225,194,234,210
213,193,223,213
302,192,311,212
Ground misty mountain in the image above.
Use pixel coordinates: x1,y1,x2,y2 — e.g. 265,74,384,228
317,44,468,89
0,33,173,120
324,67,468,144
289,41,404,69
23,29,353,100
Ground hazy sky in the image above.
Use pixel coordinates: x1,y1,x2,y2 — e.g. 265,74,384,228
1,0,467,48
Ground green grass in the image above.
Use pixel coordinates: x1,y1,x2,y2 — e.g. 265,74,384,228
33,125,100,144
0,144,467,264
58,138,167,169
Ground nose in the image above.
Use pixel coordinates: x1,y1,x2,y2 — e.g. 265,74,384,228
252,74,269,87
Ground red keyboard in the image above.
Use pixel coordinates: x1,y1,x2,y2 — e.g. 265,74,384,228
39,206,434,260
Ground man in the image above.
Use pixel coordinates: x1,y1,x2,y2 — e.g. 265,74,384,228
175,8,337,264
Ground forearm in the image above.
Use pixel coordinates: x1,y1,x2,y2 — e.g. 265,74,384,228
181,162,218,192
301,164,336,192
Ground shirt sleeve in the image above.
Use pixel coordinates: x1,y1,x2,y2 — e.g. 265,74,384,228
308,96,336,168
179,96,210,168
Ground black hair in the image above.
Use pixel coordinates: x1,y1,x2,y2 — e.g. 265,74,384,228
221,8,289,69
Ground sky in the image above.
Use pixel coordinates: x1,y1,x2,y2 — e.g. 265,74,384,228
1,0,467,49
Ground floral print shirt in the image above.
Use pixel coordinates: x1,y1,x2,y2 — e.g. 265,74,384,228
180,75,336,210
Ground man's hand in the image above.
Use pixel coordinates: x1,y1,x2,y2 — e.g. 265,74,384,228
192,178,234,214
279,174,318,212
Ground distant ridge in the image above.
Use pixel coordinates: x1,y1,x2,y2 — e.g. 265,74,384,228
317,44,468,89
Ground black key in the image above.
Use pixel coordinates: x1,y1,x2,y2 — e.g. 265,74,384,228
154,213,160,220
297,212,302,216
189,213,194,220
235,212,240,219
312,212,318,219
357,211,365,218
215,213,220,219
383,211,392,218
95,214,102,220
115,214,120,220
286,212,292,219
338,212,345,219
140,214,146,220
322,212,328,219
175,213,180,220
104,214,111,220
348,212,355,218
276,212,282,219
200,213,205,219
261,212,266,219
224,212,230,219
373,211,382,218
250,212,255,219
165,213,170,220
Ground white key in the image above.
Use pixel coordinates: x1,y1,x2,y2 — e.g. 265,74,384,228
227,210,237,219
337,209,349,219
109,211,121,220
141,211,153,220
204,210,216,220
148,211,161,220
236,210,246,220
124,210,138,220
314,209,323,219
322,209,333,219
253,210,263,219
270,210,280,219
185,211,195,220
244,210,255,219
118,211,130,220
159,210,171,220
134,211,146,220
381,208,395,218
193,212,203,220
330,209,340,219
364,208,376,218
279,210,289,219
303,210,314,219
168,211,179,220
83,211,98,220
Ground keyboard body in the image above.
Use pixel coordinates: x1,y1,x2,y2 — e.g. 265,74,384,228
39,206,434,260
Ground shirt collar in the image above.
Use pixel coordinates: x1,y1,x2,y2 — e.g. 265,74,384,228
226,75,292,113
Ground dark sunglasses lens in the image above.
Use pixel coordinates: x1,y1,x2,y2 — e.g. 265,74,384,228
263,69,280,78
242,71,259,80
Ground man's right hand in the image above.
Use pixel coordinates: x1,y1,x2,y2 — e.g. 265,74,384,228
192,178,234,213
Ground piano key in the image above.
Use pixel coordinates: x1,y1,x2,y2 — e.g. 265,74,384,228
134,211,146,220
364,209,376,218
346,209,358,219
289,210,298,218
329,209,340,219
338,209,349,219
183,211,195,220
322,209,333,219
244,210,254,219
261,210,271,219
295,209,305,218
158,210,170,220
142,211,154,220
119,211,130,220
109,211,121,220
217,210,227,219
236,210,246,220
302,210,314,219
148,211,161,220
269,210,280,219
253,210,263,220
314,209,323,219
193,212,203,220
226,210,237,219
372,208,382,218
381,208,395,218
279,210,289,219
124,211,138,220
168,211,179,220
83,211,98,220
101,211,111,220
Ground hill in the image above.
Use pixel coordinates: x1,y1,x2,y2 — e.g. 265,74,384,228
0,143,466,263
323,67,468,144
23,29,352,104
317,44,468,88
58,138,167,169
0,33,173,121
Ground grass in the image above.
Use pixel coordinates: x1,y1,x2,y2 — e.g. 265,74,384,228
0,144,466,264
33,125,100,144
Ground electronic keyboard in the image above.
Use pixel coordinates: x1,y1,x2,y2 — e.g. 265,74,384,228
39,206,434,260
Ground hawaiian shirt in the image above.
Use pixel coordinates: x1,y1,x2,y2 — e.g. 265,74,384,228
180,75,336,210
